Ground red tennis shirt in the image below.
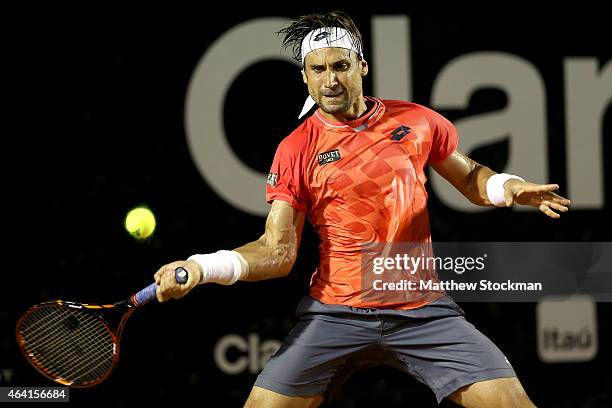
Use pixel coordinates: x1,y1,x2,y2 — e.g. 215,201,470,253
266,97,458,309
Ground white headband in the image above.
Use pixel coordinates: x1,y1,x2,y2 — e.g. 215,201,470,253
298,27,363,119
300,27,362,65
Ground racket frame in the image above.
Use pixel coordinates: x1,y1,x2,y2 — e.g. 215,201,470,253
16,299,134,388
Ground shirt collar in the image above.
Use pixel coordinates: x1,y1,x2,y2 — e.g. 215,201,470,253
313,96,385,132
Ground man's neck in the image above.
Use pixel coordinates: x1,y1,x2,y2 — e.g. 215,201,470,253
319,96,372,123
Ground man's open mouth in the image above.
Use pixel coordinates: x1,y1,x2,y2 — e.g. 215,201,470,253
324,91,344,98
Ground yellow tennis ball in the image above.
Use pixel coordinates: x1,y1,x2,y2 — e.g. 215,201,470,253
125,207,156,239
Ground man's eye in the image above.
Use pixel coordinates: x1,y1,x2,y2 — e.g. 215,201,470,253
313,67,323,73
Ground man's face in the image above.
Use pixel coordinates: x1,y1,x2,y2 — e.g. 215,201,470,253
302,48,368,116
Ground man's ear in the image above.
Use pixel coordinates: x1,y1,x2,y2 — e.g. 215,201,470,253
360,59,369,77
301,69,308,84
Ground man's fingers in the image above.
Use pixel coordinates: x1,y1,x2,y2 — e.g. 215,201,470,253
542,200,569,212
153,266,166,284
539,203,560,219
155,261,197,303
548,193,571,206
524,183,559,193
540,192,570,207
506,181,569,216
156,286,166,303
163,268,175,288
159,268,174,297
542,183,559,191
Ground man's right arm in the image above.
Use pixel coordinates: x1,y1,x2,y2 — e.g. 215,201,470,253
154,200,304,302
234,200,305,281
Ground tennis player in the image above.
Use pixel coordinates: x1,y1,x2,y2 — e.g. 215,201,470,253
155,11,570,407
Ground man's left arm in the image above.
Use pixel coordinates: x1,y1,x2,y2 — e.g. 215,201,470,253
430,150,571,218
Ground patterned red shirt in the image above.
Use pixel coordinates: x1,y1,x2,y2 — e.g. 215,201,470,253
266,97,458,309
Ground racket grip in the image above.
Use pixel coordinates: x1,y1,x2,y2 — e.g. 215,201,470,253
133,283,158,306
175,267,189,284
132,267,190,306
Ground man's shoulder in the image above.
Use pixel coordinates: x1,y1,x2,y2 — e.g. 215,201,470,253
380,98,435,115
277,116,318,152
380,99,448,128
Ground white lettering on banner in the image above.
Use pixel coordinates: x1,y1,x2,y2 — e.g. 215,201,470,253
430,53,547,212
543,327,593,350
185,18,295,216
371,15,412,101
565,58,611,209
214,333,281,375
536,295,598,363
185,16,608,216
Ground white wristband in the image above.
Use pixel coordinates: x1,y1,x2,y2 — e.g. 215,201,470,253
486,173,525,207
188,250,249,285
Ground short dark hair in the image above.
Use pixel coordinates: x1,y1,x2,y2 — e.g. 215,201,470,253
277,11,363,64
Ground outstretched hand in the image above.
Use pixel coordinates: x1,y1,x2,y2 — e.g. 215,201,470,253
503,180,571,218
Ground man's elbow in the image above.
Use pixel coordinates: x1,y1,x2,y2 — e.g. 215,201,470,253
271,243,298,277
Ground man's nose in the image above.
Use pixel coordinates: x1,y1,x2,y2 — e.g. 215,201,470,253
324,69,338,88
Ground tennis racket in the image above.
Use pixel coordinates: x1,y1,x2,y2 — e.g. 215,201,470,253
15,267,189,387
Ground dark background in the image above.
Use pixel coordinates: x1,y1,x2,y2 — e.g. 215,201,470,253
4,4,611,407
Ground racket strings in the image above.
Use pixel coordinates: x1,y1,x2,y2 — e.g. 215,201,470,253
43,319,111,380
21,307,114,383
25,308,102,353
21,307,110,376
23,308,110,374
18,305,116,385
54,324,114,381
21,307,68,341
35,315,111,371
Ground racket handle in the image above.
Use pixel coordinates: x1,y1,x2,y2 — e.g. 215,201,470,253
175,267,189,284
132,267,189,306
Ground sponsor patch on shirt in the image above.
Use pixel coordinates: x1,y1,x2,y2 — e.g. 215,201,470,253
317,149,342,165
266,172,278,187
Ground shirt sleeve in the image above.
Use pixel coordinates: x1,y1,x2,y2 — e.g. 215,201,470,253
423,107,459,164
265,137,308,212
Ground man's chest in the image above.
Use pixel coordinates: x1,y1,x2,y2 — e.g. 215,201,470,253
305,121,432,201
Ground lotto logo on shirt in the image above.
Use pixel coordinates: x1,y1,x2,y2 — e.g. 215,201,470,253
317,149,342,165
391,125,412,141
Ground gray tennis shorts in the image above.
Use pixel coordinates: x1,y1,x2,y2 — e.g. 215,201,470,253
255,295,516,404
